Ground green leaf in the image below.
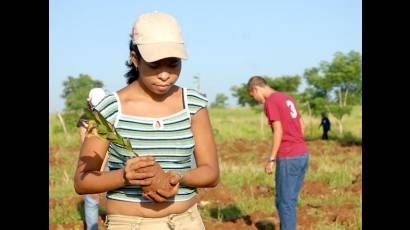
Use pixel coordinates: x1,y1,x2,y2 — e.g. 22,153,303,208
83,106,100,125
111,138,123,145
106,133,117,140
82,105,139,157
95,109,113,132
97,125,108,135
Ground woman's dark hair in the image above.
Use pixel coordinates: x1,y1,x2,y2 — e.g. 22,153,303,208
124,40,142,84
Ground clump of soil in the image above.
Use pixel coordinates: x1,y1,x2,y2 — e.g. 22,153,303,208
198,185,236,205
321,204,359,225
49,146,60,155
204,210,276,230
217,139,271,164
249,210,275,225
301,180,331,197
297,206,320,229
345,183,361,194
204,220,251,230
136,162,175,202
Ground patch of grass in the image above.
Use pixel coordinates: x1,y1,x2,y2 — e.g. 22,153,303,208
209,203,243,222
338,131,362,146
307,206,362,230
49,114,80,148
235,195,277,216
49,179,77,200
49,199,83,224
300,189,361,207
306,152,361,188
308,222,351,230
49,150,79,199
209,106,362,144
220,161,273,193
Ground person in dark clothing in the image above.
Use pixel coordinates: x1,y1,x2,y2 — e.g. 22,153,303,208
319,112,331,140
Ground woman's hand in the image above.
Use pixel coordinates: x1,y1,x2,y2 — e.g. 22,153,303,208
123,156,156,186
142,171,180,203
157,171,180,198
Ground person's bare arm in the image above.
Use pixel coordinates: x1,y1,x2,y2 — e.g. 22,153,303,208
270,121,283,160
299,117,305,137
265,121,282,174
177,108,219,188
74,134,156,195
79,126,87,144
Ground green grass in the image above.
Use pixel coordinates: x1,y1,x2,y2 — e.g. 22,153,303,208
209,107,272,143
306,151,361,188
220,162,272,193
209,105,362,144
49,150,79,199
49,114,81,148
300,189,361,207
49,199,83,224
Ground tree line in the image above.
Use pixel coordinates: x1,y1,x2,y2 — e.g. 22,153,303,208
60,50,361,135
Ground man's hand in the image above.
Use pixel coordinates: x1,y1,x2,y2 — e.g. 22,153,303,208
265,161,274,174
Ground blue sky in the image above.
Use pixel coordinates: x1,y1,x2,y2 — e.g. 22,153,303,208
49,0,362,113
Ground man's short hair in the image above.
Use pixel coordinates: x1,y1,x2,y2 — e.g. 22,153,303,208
247,76,267,93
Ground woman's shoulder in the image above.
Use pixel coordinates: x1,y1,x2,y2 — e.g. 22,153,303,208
184,88,208,115
185,88,208,101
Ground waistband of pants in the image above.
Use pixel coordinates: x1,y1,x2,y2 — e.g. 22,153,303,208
105,203,198,224
277,152,309,160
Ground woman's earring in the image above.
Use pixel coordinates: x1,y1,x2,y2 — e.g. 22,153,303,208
128,59,133,65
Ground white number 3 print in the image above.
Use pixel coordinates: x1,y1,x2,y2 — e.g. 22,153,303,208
286,100,297,118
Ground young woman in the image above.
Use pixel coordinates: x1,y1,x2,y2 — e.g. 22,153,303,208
74,12,219,230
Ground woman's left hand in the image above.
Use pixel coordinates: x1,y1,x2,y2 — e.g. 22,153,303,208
156,171,180,198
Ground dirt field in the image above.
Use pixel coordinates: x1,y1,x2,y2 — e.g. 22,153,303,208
49,139,362,230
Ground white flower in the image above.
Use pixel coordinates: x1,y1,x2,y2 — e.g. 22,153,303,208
88,88,106,107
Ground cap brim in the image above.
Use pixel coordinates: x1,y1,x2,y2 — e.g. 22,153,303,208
136,42,187,62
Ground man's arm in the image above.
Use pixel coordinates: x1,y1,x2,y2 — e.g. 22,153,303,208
299,117,305,137
265,120,282,174
270,121,283,160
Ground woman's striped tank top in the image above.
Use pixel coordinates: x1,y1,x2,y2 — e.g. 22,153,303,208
93,87,208,202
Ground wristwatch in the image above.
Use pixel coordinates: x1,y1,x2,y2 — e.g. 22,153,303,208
268,157,276,163
177,172,185,183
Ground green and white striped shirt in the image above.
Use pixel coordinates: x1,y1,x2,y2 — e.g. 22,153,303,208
93,88,208,203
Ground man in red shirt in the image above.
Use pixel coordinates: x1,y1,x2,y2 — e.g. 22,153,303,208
247,76,309,230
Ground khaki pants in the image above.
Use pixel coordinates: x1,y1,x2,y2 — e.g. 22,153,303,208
105,204,205,230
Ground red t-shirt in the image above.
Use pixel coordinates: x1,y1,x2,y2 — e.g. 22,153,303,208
264,91,308,158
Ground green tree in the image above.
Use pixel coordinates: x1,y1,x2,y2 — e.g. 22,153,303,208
61,74,104,112
231,75,301,107
211,93,229,108
230,83,257,107
303,50,362,135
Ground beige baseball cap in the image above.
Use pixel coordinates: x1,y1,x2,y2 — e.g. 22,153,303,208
131,11,188,62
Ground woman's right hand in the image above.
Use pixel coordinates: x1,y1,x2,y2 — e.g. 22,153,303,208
123,156,156,186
